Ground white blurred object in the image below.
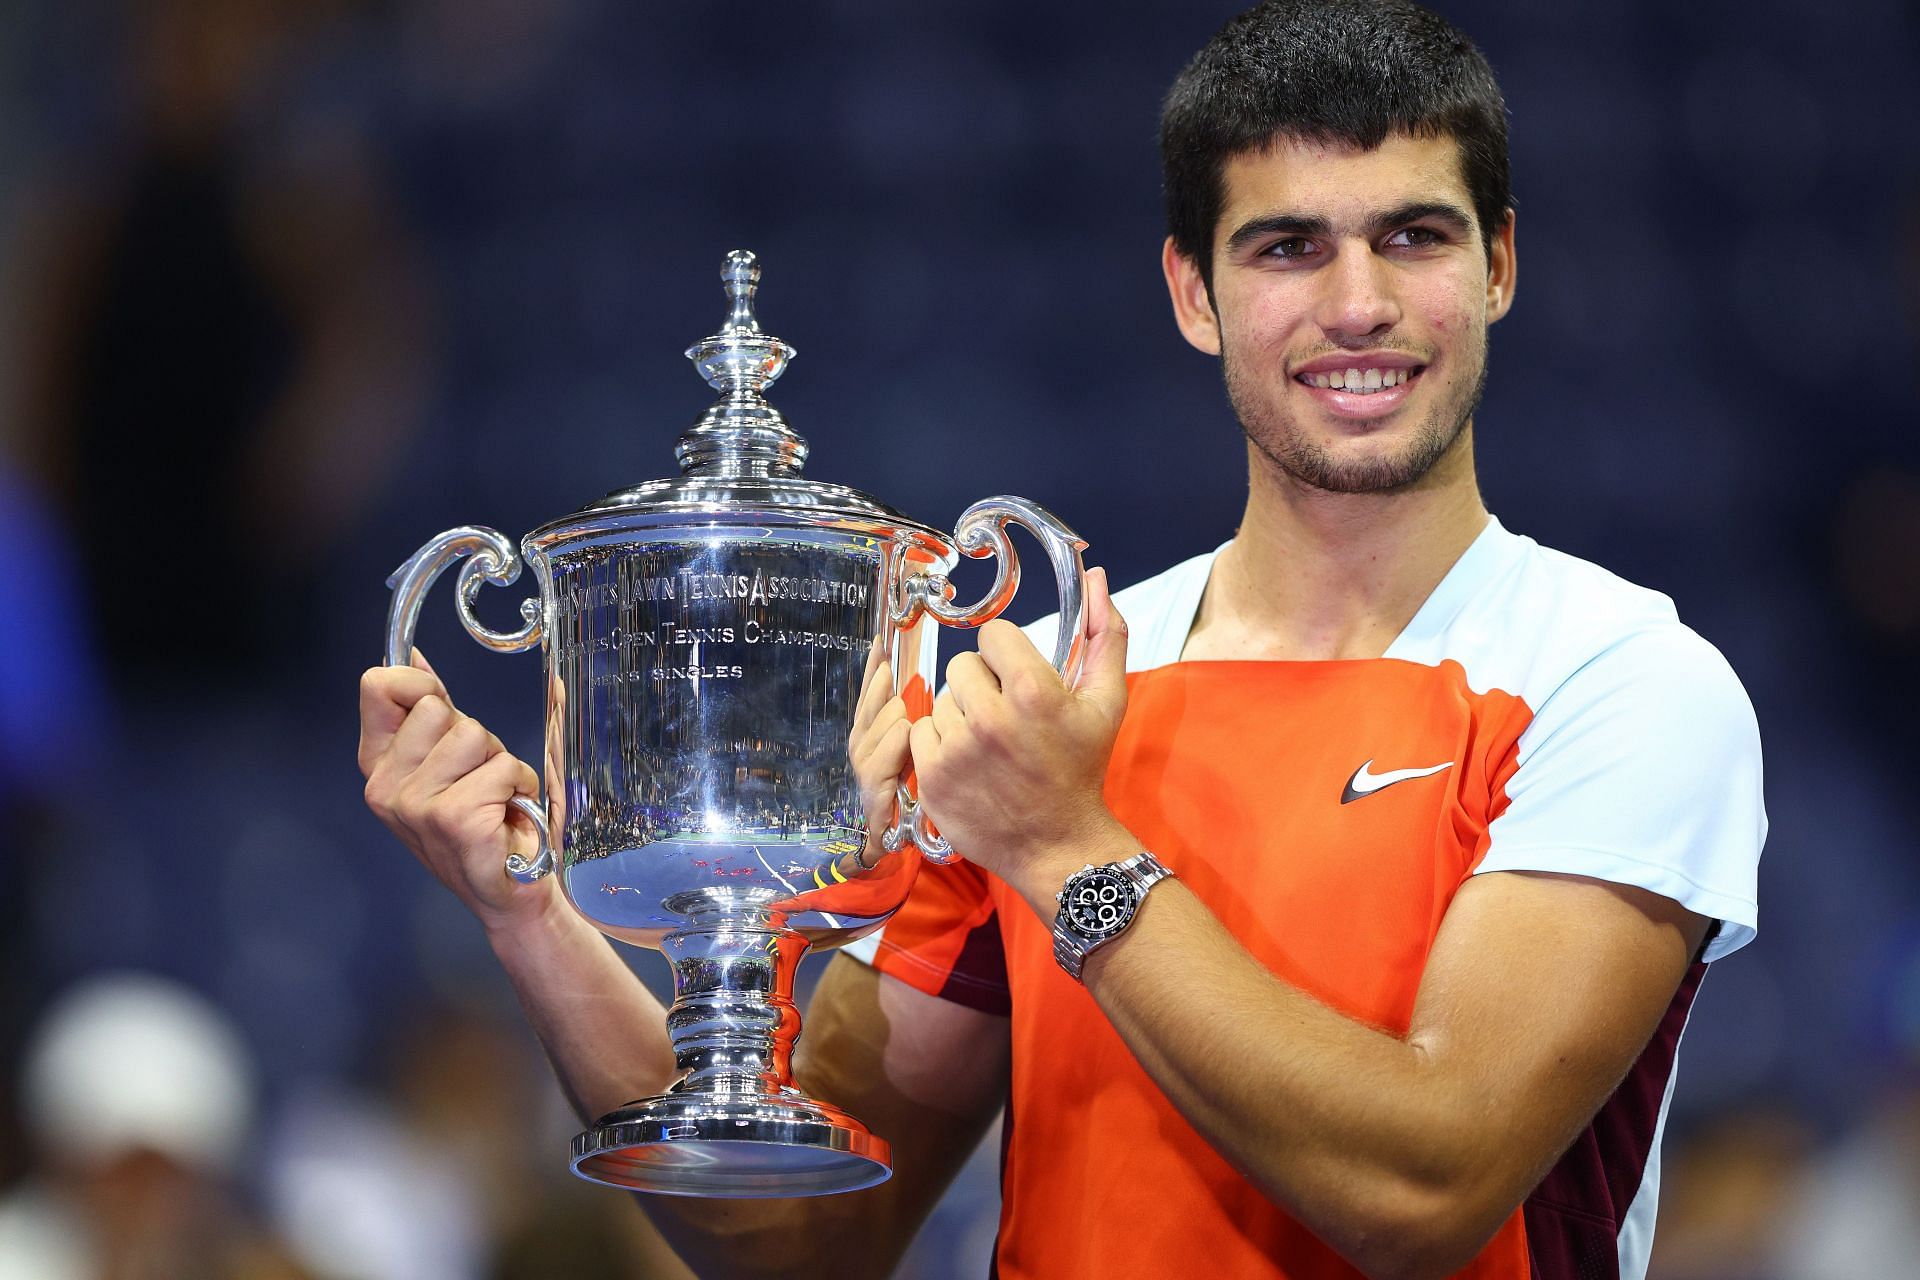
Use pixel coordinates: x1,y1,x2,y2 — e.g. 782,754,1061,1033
0,1185,95,1280
21,972,257,1174
266,1088,483,1280
1778,1098,1920,1280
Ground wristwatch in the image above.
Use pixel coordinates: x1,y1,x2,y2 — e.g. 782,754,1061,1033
1051,850,1174,981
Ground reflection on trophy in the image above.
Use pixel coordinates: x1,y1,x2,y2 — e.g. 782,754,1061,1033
381,251,1088,1197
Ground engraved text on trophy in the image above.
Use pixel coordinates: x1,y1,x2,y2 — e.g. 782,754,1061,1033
546,536,884,934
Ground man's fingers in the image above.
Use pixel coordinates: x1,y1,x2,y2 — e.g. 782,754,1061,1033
858,634,886,691
907,714,943,784
852,696,908,768
406,712,497,798
439,748,539,817
931,689,965,740
1077,567,1130,719
976,617,1053,686
862,717,912,791
433,752,544,865
367,692,457,784
439,746,538,808
358,665,449,772
859,716,912,844
977,617,1073,722
852,655,896,739
944,651,1000,715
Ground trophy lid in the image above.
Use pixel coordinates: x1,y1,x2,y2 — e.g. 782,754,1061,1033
533,250,936,541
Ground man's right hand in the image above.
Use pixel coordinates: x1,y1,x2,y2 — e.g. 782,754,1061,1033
357,652,552,932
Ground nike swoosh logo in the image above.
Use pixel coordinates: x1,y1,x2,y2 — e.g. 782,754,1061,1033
1340,759,1454,805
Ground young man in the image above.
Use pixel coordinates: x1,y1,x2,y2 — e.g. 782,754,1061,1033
358,3,1763,1276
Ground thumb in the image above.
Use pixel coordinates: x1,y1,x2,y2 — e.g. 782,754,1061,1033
1076,567,1129,718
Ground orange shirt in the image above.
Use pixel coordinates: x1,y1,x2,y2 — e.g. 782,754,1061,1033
863,521,1761,1279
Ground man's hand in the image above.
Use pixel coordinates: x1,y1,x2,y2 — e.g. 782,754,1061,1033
909,567,1134,900
847,642,916,861
357,651,554,932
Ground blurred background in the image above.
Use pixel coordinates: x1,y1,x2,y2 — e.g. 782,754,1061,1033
0,0,1914,1276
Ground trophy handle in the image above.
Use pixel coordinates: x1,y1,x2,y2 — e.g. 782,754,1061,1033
385,526,553,884
883,496,1090,865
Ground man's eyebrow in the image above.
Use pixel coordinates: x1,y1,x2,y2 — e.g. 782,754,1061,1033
1224,213,1331,253
1222,201,1475,253
1368,201,1474,237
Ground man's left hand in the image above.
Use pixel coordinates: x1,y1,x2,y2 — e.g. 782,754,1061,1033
908,566,1138,904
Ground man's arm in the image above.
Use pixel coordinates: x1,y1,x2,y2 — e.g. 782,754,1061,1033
1008,844,1705,1279
909,573,1719,1280
359,661,1009,1280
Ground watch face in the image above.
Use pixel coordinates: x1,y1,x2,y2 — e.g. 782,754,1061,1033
1063,869,1136,940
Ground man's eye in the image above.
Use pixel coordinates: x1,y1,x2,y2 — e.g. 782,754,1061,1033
1390,226,1443,248
1264,236,1314,259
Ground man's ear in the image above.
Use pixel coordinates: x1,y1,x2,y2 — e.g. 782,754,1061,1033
1162,237,1222,355
1486,208,1517,324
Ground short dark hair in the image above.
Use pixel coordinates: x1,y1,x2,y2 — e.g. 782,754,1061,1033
1160,0,1512,286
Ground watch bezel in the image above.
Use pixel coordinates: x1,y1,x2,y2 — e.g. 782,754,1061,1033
1056,866,1140,943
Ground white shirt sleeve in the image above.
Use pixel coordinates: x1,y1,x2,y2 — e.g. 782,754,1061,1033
1472,626,1765,963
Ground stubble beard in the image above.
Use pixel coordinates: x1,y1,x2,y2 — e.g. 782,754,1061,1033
1222,336,1489,495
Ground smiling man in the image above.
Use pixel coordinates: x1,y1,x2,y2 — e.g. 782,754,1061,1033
359,3,1762,1278
853,3,1762,1278
1200,136,1498,497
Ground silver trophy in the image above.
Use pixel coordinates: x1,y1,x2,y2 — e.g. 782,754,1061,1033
383,251,1087,1197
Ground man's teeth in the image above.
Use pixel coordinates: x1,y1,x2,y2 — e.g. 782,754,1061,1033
1301,367,1416,392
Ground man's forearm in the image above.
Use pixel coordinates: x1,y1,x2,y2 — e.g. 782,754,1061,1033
486,889,678,1122
1001,827,1702,1280
1016,854,1486,1276
1073,881,1494,1275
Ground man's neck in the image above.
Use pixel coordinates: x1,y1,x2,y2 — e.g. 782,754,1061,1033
1181,428,1490,662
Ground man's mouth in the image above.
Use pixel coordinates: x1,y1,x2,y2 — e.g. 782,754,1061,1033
1294,365,1426,395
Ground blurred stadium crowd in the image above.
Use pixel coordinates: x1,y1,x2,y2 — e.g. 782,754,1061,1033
0,1,1915,1277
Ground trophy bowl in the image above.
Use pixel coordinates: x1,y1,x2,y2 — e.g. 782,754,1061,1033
381,251,1087,1197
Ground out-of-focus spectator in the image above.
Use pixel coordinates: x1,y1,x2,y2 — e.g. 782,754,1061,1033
264,1000,692,1280
0,460,105,1191
7,0,430,699
1772,926,1920,1279
0,972,310,1280
0,0,438,1177
1776,1088,1920,1280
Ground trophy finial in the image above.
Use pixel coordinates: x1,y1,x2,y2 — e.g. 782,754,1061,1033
677,250,807,477
721,250,762,335
688,249,790,396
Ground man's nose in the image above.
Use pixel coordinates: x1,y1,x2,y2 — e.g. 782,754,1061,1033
1313,242,1401,342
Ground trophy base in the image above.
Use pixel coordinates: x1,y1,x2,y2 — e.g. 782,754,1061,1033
571,1090,892,1197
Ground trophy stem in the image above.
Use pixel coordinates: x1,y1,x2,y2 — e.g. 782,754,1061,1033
661,922,806,1096
570,913,892,1197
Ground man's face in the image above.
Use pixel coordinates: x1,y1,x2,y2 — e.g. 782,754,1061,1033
1163,133,1516,494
